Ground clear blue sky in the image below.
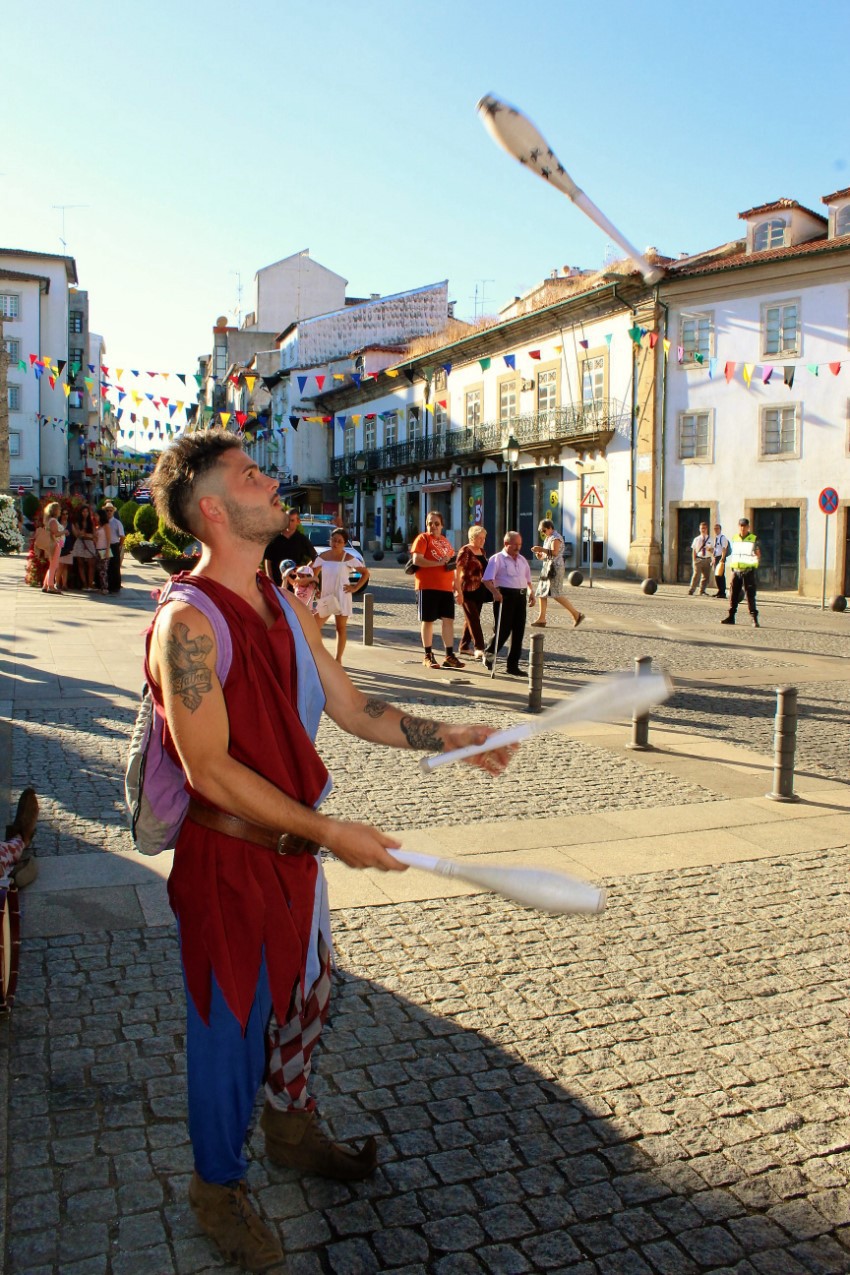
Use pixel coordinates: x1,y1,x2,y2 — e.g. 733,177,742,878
5,0,848,377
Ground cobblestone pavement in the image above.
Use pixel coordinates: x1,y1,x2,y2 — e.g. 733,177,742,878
5,848,849,1274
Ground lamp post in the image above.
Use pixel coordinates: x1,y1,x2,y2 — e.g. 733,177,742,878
354,454,367,545
502,433,520,538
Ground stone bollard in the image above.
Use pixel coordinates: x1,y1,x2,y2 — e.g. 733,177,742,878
361,593,374,646
626,654,653,751
527,631,544,712
766,685,800,802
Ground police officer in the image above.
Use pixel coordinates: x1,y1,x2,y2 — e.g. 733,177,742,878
721,518,760,627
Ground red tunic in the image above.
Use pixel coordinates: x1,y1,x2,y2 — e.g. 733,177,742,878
145,573,330,1031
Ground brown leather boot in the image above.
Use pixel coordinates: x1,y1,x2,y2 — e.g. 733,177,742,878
188,1172,283,1272
260,1103,378,1181
6,788,38,846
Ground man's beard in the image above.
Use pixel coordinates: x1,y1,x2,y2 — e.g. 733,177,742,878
222,496,286,546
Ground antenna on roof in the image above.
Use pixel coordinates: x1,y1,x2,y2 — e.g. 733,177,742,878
230,270,243,327
471,279,495,321
51,204,89,253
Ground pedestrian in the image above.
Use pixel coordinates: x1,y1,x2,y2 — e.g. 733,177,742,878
712,522,730,599
292,564,318,612
721,517,761,626
454,524,490,661
71,505,98,590
95,509,111,594
482,530,535,676
103,501,125,593
411,510,464,670
56,509,76,592
145,430,514,1271
688,521,714,595
264,508,317,584
40,502,66,593
314,529,367,665
530,518,584,628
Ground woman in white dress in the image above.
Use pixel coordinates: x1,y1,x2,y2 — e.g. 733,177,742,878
530,519,584,628
314,529,369,665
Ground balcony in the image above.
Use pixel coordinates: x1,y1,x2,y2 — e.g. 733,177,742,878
331,401,628,479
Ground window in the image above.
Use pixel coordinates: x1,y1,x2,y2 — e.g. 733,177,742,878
537,368,557,417
680,312,714,364
762,300,799,358
343,422,355,457
69,310,84,333
69,348,86,373
7,384,21,411
69,390,84,409
761,405,799,457
465,389,481,430
384,412,397,447
365,416,376,450
582,355,605,408
0,293,20,319
408,410,422,443
836,206,850,237
434,369,447,392
499,378,518,424
9,431,20,457
434,401,448,441
4,337,20,362
678,411,712,461
753,219,787,251
214,345,227,379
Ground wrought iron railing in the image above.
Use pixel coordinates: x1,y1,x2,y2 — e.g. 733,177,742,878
331,401,628,478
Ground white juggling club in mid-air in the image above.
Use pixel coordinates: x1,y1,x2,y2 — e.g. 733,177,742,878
476,94,663,285
388,849,606,916
420,669,673,774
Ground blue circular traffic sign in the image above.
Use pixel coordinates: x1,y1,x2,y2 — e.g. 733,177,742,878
819,487,839,515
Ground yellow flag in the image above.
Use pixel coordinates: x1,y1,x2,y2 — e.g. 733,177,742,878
161,372,169,381
385,369,399,378
132,392,142,405
244,375,257,392
63,384,71,398
425,403,434,413
220,412,231,427
352,415,361,425
663,339,671,359
333,373,345,381
743,363,754,387
116,368,124,381
553,345,563,353
176,401,184,413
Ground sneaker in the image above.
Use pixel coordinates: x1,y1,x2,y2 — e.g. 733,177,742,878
188,1172,283,1271
474,649,486,662
422,653,440,669
442,652,465,669
720,616,735,625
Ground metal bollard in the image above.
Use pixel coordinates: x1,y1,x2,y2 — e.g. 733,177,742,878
626,654,653,750
527,631,544,712
766,685,800,802
361,593,374,646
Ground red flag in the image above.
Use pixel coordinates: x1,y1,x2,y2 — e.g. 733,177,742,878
161,397,169,406
29,353,38,364
315,375,326,391
829,362,841,376
528,349,541,360
648,333,659,349
48,375,56,389
438,399,447,408
101,366,109,375
724,362,736,383
236,412,247,428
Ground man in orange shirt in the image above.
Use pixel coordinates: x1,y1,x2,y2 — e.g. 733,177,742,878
411,511,464,670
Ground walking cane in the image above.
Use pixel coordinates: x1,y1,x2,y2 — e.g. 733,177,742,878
489,594,503,680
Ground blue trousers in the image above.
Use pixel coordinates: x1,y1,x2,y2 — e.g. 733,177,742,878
184,955,273,1185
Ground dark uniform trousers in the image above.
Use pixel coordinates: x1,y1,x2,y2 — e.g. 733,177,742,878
729,570,757,618
486,588,527,671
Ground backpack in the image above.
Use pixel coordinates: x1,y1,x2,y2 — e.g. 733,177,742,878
125,579,234,856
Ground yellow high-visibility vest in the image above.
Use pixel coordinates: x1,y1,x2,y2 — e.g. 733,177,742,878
727,533,758,571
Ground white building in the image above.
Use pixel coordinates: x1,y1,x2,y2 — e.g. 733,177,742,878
1,249,78,495
243,249,347,336
663,191,850,597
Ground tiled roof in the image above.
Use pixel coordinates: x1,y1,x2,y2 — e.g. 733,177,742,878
822,186,850,204
0,249,77,283
0,267,51,287
668,235,850,278
738,198,826,223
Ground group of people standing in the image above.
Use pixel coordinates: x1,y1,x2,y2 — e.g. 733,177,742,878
39,500,125,595
413,513,585,677
689,518,762,626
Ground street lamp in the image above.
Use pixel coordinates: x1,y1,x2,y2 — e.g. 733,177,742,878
354,455,367,545
502,433,520,537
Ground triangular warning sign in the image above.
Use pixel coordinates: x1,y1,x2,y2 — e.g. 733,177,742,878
580,486,604,509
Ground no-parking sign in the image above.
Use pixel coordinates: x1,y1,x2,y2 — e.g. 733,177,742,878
819,487,839,515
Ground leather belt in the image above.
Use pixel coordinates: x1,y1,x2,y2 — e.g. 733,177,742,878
186,799,321,856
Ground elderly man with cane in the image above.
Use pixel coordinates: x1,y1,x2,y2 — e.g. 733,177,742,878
482,530,535,677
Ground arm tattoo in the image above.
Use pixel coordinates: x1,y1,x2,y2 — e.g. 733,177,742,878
399,714,445,752
165,622,214,712
363,698,391,719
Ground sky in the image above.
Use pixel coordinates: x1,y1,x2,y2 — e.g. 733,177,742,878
6,0,849,382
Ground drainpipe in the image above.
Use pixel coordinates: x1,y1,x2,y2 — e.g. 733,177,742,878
612,286,638,544
655,290,669,581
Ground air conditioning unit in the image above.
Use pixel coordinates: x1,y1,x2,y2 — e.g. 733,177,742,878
43,475,60,489
13,476,35,490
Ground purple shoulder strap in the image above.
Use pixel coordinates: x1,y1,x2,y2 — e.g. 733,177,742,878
158,581,233,683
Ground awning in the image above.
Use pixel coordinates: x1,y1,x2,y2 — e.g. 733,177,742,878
421,481,454,494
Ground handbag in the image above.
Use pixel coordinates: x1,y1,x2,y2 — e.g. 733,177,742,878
714,559,725,579
539,558,554,582
316,594,342,619
34,525,53,556
404,557,417,575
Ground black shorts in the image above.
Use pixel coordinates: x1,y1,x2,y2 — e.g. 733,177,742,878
417,589,455,623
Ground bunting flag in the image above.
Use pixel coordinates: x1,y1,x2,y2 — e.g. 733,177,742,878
313,374,325,391
724,362,736,383
63,384,71,398
677,346,684,362
351,415,360,425
648,333,659,350
385,369,399,378
762,366,774,385
296,375,308,394
578,339,588,350
806,364,819,376
220,413,231,428
553,345,563,353
441,362,452,376
333,373,345,381
244,376,257,392
503,354,516,369
829,362,841,375
662,339,670,359
438,399,447,409
528,349,541,360
351,373,361,388
236,412,247,428
784,366,795,389
479,357,491,371
425,403,434,414
694,353,704,365
709,358,718,379
628,326,642,345
742,363,754,387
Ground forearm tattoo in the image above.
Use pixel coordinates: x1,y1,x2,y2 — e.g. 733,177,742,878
399,714,445,752
363,698,390,719
165,622,214,712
